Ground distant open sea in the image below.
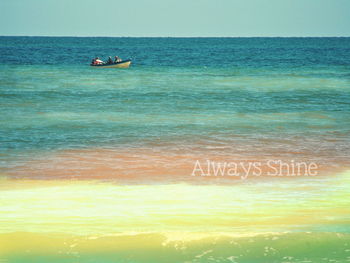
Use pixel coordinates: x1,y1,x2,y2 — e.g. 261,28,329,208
0,37,350,262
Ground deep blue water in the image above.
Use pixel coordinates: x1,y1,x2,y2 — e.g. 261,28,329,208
1,37,350,67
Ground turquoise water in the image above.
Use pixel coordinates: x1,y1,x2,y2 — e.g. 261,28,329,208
1,37,350,173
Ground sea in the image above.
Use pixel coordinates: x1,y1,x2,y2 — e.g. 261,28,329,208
0,37,350,262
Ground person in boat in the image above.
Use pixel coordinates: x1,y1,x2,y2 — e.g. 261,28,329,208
95,57,104,65
107,56,113,64
114,56,122,63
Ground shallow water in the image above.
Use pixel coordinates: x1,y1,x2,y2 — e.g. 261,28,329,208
0,37,350,262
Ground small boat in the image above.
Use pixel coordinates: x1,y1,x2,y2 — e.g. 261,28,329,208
91,59,132,68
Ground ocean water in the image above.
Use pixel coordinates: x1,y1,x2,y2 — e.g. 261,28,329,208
0,37,350,262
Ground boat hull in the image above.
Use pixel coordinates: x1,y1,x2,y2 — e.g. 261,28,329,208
91,60,131,68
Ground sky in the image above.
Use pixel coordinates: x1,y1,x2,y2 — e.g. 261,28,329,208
0,0,350,37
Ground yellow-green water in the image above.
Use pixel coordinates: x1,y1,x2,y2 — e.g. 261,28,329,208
1,172,350,262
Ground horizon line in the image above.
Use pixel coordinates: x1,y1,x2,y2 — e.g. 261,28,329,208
1,35,350,38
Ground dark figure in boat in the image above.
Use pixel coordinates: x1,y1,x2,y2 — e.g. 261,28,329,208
107,56,113,65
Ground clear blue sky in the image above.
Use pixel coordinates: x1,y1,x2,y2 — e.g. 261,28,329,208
1,0,349,37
